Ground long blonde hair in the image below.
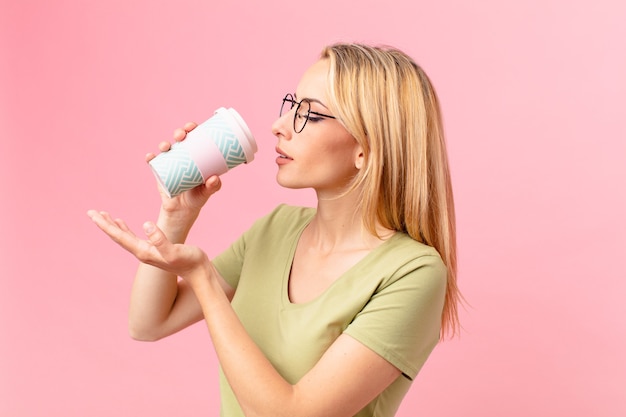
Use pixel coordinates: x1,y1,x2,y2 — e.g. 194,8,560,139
321,43,461,339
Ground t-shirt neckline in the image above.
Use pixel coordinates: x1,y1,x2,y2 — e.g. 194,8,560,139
281,211,401,307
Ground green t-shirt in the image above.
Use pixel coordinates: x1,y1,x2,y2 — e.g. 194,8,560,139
212,204,446,417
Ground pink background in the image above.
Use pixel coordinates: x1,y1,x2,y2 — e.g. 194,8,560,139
2,0,625,416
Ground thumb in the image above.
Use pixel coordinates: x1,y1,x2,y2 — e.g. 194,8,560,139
143,221,170,252
142,221,202,274
202,175,222,195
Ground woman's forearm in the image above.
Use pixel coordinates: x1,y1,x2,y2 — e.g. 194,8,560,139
192,265,400,417
189,265,295,417
128,263,179,340
128,207,201,340
89,206,398,417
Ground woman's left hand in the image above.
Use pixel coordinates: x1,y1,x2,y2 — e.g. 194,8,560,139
87,210,211,282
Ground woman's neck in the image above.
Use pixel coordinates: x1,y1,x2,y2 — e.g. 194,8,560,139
308,189,393,253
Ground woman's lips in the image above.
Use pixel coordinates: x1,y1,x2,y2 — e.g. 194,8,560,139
276,147,293,164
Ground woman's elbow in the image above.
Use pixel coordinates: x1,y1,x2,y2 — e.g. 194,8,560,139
128,321,164,342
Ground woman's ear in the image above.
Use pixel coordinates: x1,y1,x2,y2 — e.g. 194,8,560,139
355,147,365,170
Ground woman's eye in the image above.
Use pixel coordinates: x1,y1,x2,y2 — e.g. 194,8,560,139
307,116,323,123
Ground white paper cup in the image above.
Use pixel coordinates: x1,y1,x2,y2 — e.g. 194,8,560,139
149,108,257,197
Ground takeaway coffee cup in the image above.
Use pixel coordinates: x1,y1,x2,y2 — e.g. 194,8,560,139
149,107,257,197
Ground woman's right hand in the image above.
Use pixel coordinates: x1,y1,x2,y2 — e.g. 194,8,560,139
146,122,222,222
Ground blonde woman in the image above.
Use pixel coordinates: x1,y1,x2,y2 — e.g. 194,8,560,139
88,43,461,417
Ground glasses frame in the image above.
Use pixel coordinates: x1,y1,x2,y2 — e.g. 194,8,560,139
280,93,336,133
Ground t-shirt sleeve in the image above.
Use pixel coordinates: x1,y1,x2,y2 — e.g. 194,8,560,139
343,254,447,380
211,230,247,290
211,204,305,290
211,208,275,289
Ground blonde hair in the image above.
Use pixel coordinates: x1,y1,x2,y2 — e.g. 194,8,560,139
321,43,461,339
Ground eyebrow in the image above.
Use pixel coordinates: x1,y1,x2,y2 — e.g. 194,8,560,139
294,93,331,110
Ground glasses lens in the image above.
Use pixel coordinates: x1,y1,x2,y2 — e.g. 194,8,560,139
294,99,310,133
280,94,295,117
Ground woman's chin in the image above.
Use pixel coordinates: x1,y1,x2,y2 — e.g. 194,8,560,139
275,172,311,190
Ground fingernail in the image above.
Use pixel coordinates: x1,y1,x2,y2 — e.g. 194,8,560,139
143,222,155,234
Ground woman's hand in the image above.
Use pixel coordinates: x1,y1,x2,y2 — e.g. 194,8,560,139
147,122,222,217
87,210,212,284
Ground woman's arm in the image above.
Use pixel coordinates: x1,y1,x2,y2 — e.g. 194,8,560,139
128,207,205,341
90,206,235,341
197,269,402,417
124,122,241,341
89,216,402,417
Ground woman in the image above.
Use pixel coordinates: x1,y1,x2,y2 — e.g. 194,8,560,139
88,43,461,417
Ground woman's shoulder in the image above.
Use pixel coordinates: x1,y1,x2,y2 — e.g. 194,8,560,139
261,204,315,225
383,232,443,261
372,232,447,280
246,204,316,237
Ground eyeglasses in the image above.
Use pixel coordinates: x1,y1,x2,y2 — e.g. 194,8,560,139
280,93,336,133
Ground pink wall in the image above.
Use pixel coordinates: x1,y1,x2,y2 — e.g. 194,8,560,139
2,0,625,415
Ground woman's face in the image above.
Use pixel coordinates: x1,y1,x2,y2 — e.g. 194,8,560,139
272,59,363,196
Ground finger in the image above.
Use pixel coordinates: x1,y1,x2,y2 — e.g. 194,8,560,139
173,122,198,143
190,175,222,203
145,152,156,162
89,211,134,245
141,221,207,274
204,175,222,193
88,210,126,243
114,217,135,235
143,221,170,249
173,127,187,143
158,141,172,152
101,212,126,231
183,121,198,132
96,211,117,227
142,221,176,260
88,211,160,263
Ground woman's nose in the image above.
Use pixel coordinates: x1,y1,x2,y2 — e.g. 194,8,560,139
271,112,293,139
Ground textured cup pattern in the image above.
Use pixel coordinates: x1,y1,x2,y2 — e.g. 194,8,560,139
207,116,246,169
151,144,204,196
